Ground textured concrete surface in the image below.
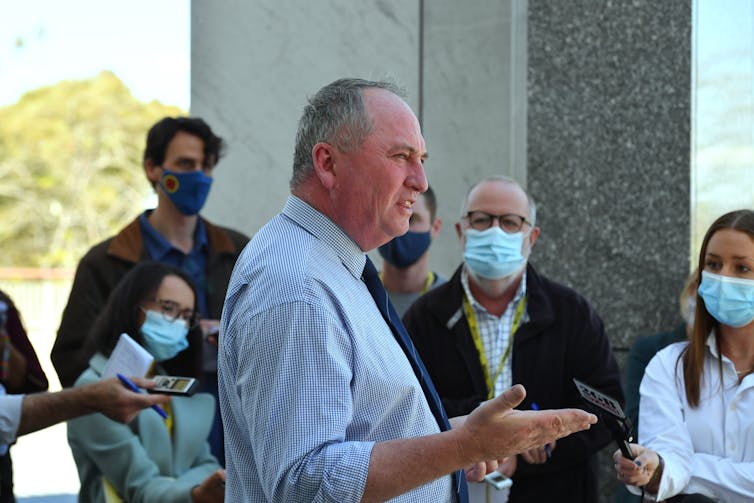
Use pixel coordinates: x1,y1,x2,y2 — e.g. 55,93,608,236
527,1,691,500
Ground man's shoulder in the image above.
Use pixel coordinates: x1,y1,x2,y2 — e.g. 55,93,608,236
404,266,463,322
78,231,130,266
203,219,250,248
227,216,334,302
200,218,250,258
527,265,594,308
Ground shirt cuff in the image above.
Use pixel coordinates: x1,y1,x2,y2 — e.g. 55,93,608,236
0,393,24,445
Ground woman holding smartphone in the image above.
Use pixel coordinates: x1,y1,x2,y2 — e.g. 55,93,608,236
67,261,225,502
614,209,754,503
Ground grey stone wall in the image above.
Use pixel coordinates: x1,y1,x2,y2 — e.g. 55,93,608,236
527,1,691,500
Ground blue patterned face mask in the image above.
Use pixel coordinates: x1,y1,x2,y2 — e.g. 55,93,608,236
140,309,190,362
698,271,754,328
464,227,525,280
378,230,432,268
160,168,213,215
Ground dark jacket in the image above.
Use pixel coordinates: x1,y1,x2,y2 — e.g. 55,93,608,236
51,216,248,387
0,290,48,394
403,264,624,503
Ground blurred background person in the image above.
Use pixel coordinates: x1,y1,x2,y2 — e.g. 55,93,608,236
378,185,445,316
615,270,697,503
614,209,754,502
67,262,224,503
52,116,249,466
0,290,48,502
404,176,623,502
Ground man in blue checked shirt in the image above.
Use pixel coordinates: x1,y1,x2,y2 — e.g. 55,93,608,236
218,78,597,502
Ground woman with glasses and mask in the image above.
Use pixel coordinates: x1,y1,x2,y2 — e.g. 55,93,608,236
614,210,754,503
67,261,225,503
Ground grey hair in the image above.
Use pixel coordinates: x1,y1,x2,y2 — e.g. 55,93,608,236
289,78,405,189
460,175,537,226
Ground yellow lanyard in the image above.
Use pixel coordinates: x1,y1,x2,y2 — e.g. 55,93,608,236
463,294,526,400
378,271,435,294
421,271,435,294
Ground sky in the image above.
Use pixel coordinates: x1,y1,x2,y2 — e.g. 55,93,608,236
0,0,190,110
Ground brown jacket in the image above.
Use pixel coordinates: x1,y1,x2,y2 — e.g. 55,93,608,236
51,216,248,387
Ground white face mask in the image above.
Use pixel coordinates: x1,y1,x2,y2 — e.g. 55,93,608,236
698,271,754,328
463,227,527,280
140,309,189,361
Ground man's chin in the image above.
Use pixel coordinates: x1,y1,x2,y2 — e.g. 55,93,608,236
469,264,526,289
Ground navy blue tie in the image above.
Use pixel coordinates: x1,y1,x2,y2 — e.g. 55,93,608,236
362,256,469,502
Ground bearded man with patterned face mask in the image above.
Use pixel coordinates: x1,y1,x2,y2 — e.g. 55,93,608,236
403,175,623,503
52,116,249,466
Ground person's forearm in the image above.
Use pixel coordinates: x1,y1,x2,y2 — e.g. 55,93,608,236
363,429,470,502
17,387,96,436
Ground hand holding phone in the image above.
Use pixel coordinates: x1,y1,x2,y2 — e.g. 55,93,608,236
147,375,198,396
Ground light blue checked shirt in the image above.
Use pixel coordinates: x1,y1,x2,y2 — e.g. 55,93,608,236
461,266,528,398
219,195,454,502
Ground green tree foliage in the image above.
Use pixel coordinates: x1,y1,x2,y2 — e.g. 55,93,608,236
0,71,184,267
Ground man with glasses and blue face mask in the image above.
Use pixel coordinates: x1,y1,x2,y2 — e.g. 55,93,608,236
403,175,623,503
378,186,446,316
52,117,249,466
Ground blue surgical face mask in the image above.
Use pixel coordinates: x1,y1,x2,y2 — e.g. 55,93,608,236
698,270,754,328
464,227,526,280
160,168,213,216
378,230,432,269
140,309,190,362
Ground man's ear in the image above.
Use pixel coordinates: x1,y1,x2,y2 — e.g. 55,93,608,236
144,159,161,188
311,142,337,190
430,217,443,239
528,226,540,249
455,221,464,241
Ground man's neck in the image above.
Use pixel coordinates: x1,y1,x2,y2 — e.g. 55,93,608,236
467,269,523,317
381,255,431,294
148,204,198,254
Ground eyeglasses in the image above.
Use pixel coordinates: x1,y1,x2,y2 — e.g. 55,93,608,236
463,211,530,234
144,298,200,328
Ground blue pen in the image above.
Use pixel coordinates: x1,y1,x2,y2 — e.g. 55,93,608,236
530,402,552,459
116,373,168,419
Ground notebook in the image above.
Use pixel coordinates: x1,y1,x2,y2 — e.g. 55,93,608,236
102,333,154,379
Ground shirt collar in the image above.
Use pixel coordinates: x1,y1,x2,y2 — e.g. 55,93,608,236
282,195,366,280
705,331,718,358
461,265,527,313
139,210,208,258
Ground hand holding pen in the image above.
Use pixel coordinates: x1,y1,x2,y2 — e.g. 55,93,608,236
116,374,169,419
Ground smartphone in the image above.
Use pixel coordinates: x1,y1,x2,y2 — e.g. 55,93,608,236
573,378,634,459
148,375,198,396
483,471,513,490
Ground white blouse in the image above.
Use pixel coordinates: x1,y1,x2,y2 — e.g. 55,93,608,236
634,335,754,502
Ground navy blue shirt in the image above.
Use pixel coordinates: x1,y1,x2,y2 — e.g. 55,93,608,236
139,210,209,317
